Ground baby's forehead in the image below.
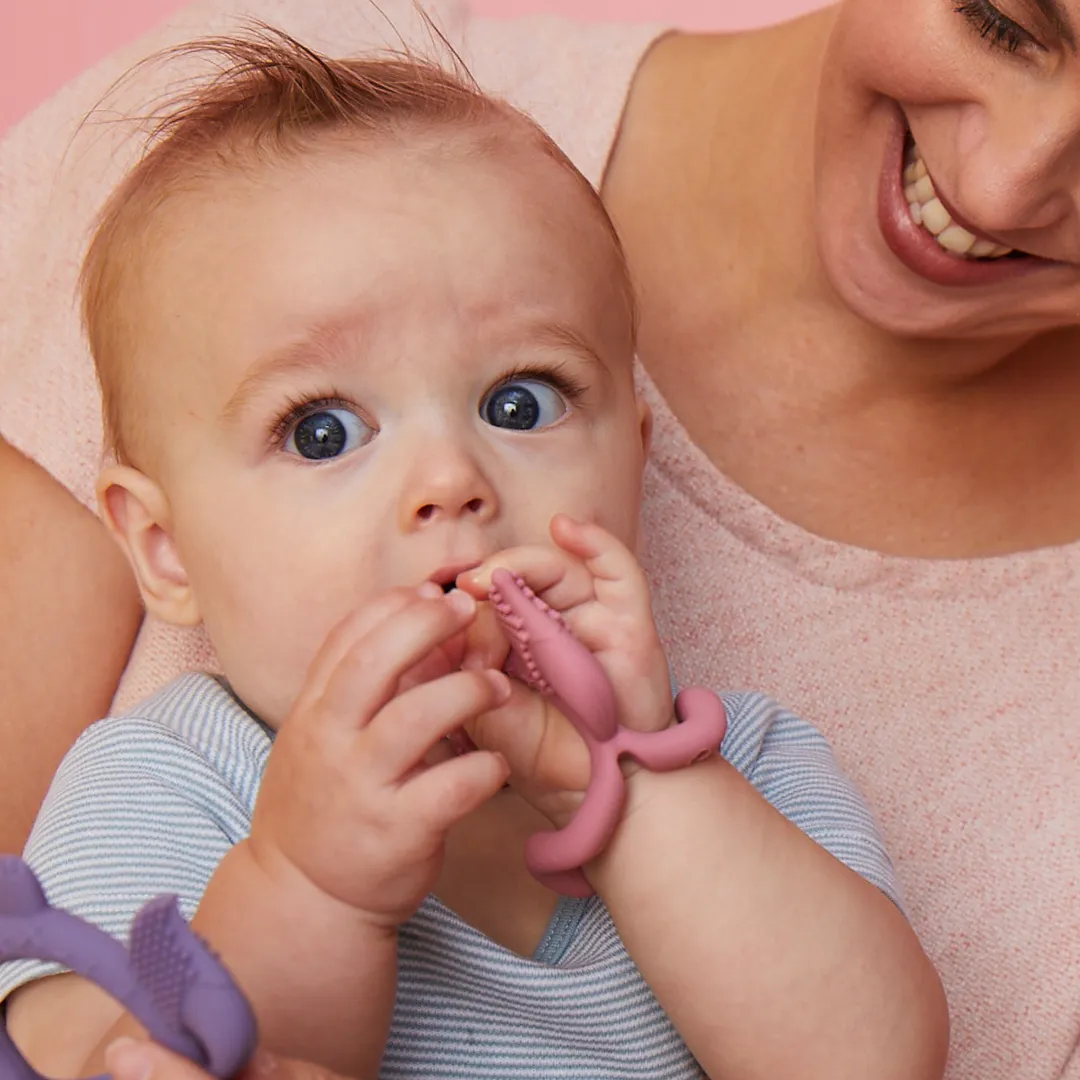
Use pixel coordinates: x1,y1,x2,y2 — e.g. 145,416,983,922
184,121,602,223
138,124,627,340
145,124,623,305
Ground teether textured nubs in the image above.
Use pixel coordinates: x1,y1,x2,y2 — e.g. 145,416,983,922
489,569,728,897
0,856,257,1080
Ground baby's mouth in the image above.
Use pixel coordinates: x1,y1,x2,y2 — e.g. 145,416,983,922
902,136,1024,261
428,560,483,595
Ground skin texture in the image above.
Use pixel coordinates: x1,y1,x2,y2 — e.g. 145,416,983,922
95,137,645,728
5,124,947,1080
603,1,1080,558
0,438,142,855
10,1,1080,850
8,132,645,1078
9,2,1080,845
103,1037,349,1080
21,0,1080,1070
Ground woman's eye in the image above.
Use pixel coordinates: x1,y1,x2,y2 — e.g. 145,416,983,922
954,1,1037,54
285,408,372,460
481,380,567,431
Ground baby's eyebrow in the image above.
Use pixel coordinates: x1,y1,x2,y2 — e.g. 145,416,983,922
220,318,357,425
527,320,610,376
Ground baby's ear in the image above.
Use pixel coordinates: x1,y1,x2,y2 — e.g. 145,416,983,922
97,465,200,627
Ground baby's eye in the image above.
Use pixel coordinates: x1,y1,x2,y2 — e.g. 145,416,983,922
481,380,567,432
285,407,373,460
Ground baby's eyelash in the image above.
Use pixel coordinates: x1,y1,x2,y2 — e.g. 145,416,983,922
264,366,588,449
267,393,356,448
493,363,589,401
954,0,1034,53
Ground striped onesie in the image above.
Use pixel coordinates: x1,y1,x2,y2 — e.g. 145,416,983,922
0,673,899,1078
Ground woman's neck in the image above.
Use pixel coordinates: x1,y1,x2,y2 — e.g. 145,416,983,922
604,15,1080,557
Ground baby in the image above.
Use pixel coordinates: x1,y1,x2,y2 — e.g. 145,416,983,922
0,27,946,1080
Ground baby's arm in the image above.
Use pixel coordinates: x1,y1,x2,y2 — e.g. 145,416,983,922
591,699,948,1080
5,586,510,1080
460,518,948,1079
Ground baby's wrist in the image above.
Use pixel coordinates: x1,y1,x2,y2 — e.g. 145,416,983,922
540,711,677,831
616,710,679,782
240,836,400,942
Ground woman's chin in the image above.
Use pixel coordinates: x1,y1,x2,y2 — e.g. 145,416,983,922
816,228,1074,342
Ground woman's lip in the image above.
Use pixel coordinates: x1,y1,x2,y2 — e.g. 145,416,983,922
878,107,1046,287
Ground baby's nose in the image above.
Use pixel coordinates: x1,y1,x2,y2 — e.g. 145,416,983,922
400,445,498,531
413,494,489,523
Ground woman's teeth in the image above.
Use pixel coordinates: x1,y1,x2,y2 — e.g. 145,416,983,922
903,142,1013,260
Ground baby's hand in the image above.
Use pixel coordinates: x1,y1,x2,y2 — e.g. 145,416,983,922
456,515,673,822
247,584,510,928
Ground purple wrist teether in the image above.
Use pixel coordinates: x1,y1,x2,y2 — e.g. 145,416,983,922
0,856,257,1080
489,569,728,898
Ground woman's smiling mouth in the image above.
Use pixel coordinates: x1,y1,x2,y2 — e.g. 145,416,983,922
902,136,1015,260
876,108,1051,287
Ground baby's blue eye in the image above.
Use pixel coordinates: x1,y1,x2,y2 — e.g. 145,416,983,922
286,408,372,460
481,380,567,431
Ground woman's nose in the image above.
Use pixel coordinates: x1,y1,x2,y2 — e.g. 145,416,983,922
958,95,1080,242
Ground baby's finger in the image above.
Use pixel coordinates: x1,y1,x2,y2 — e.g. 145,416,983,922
456,546,566,594
457,546,593,611
459,600,512,672
465,686,593,792
401,748,511,834
364,667,511,780
297,584,440,712
316,590,479,732
549,515,652,620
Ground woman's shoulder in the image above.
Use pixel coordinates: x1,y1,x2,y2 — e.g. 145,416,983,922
464,14,667,188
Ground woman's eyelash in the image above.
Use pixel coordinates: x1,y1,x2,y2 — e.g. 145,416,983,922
954,0,1033,53
268,393,356,447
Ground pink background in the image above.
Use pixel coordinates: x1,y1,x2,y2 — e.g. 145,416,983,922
0,0,823,136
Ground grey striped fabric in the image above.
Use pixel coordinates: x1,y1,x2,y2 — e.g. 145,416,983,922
0,674,899,1078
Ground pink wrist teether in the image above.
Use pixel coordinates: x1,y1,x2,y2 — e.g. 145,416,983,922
489,569,727,897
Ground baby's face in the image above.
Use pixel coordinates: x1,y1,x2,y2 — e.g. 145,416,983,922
124,134,646,724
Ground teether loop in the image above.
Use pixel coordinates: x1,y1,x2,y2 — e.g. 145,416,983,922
489,569,727,896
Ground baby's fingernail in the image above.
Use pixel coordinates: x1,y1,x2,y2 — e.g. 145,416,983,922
446,589,475,616
104,1039,153,1080
418,581,443,600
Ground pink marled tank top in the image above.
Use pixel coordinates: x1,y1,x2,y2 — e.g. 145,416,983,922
1,2,1077,1076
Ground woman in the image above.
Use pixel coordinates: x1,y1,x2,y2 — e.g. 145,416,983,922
0,441,141,849
2,1,1078,1077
